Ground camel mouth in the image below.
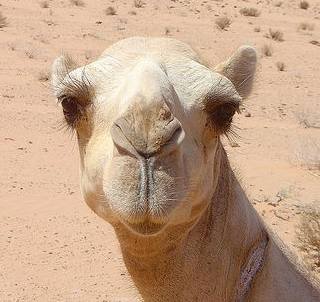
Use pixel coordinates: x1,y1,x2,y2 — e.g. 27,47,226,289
122,219,166,236
102,152,187,232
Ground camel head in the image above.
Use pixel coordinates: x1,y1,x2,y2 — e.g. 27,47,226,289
52,38,256,238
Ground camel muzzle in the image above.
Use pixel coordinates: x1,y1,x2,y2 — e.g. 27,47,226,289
110,115,185,159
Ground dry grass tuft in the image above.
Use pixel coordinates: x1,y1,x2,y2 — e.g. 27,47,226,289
299,1,309,9
296,209,320,274
296,111,320,130
295,138,320,172
254,26,261,32
239,7,260,17
40,1,49,8
134,0,145,8
70,0,85,7
38,70,50,82
215,16,231,30
274,1,282,7
0,12,8,28
105,6,117,15
310,40,320,47
128,10,137,15
262,44,273,57
268,28,284,41
298,22,314,31
276,61,285,71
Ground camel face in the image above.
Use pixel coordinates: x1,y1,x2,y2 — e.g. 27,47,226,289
52,38,257,236
102,59,194,234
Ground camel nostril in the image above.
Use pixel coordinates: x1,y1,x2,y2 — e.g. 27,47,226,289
110,121,139,158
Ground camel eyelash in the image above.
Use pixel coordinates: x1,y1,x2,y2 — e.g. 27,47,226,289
58,95,83,127
204,98,240,136
55,67,95,129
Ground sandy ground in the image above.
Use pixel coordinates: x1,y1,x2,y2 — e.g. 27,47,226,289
0,0,319,301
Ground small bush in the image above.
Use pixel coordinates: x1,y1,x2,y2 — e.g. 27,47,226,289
0,12,7,28
239,7,260,17
296,209,320,274
299,1,309,9
298,22,314,31
274,1,282,7
268,28,284,41
215,16,231,30
254,26,261,32
105,6,117,15
134,0,145,8
70,0,85,7
276,61,285,71
40,1,49,8
262,44,273,57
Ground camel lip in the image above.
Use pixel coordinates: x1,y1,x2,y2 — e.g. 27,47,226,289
121,219,166,236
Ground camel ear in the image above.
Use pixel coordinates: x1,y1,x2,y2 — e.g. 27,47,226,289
51,55,78,96
214,46,257,98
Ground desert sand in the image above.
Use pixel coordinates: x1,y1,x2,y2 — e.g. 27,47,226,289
0,0,319,301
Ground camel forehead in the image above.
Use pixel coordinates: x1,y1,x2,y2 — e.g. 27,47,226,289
118,58,174,110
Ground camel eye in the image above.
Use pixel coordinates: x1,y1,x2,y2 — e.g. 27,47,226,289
213,104,236,128
59,96,80,126
205,101,239,135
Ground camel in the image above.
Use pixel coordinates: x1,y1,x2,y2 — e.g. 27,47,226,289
52,37,320,301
